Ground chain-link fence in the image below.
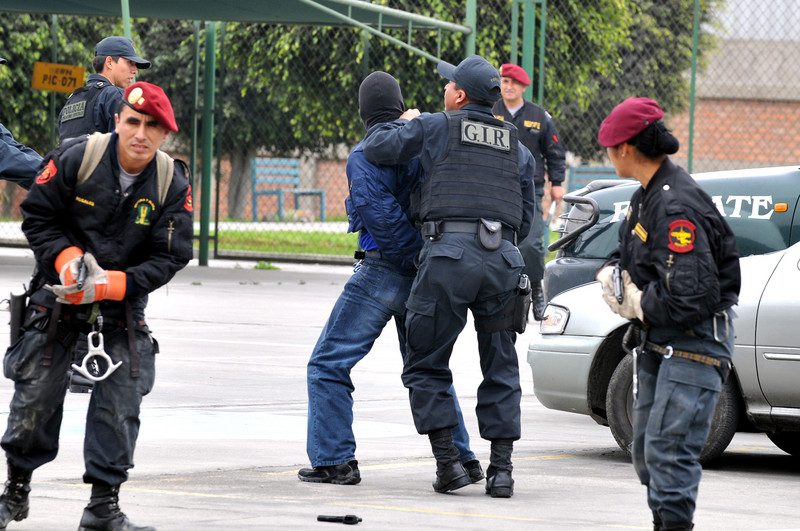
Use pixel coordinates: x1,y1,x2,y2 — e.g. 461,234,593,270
0,1,794,262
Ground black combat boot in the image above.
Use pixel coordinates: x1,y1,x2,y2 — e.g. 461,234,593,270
428,429,470,493
531,282,546,321
485,439,514,498
662,522,693,531
0,462,32,530
78,483,156,531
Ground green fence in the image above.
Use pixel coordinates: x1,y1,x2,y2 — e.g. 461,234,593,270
1,1,794,263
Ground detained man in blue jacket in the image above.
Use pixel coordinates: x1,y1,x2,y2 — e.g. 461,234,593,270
299,72,483,486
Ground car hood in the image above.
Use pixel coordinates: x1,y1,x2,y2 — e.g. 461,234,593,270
542,249,786,340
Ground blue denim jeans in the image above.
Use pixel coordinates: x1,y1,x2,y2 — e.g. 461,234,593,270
632,312,733,525
306,258,476,467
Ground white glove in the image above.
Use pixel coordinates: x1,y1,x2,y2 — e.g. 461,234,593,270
596,266,615,301
51,253,127,305
598,267,644,322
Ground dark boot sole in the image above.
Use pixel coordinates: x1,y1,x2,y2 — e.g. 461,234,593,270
487,486,514,498
433,472,471,493
297,474,361,485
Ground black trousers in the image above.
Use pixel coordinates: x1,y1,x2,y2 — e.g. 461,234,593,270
402,233,524,440
1,288,156,486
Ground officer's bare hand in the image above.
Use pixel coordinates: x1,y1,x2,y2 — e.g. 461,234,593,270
400,108,421,121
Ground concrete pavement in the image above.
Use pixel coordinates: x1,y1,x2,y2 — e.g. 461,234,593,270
0,248,798,530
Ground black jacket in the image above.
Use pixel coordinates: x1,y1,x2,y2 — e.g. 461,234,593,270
21,133,193,299
610,158,740,329
493,99,565,187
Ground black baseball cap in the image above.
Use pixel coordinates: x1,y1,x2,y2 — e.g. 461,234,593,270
95,36,150,69
437,54,501,103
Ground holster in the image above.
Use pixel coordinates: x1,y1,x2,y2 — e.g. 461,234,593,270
8,291,27,345
512,274,532,334
8,268,41,345
475,274,531,334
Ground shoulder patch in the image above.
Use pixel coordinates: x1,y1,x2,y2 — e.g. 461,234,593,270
668,219,695,253
184,185,194,212
35,160,57,185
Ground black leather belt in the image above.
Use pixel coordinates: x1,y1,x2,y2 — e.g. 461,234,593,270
644,341,722,368
421,220,517,243
354,250,385,260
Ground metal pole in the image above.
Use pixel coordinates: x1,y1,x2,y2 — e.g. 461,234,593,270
120,0,131,38
191,21,200,184
199,22,217,266
510,0,518,65
688,0,699,173
537,0,547,106
50,15,58,149
465,0,476,56
522,0,534,101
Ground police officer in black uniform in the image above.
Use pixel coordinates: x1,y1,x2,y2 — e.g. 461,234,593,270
595,97,740,531
58,36,150,142
362,55,535,498
493,63,566,320
59,37,151,394
0,81,193,531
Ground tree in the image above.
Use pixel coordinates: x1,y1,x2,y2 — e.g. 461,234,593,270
0,14,120,215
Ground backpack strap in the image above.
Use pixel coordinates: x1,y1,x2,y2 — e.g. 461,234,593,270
155,150,174,207
76,132,112,186
76,132,175,207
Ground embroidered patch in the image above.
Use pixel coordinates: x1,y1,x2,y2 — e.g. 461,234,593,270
668,219,696,253
35,160,56,185
184,185,194,212
634,222,648,242
134,198,156,225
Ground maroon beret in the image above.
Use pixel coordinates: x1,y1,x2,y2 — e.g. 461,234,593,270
598,97,663,147
499,63,531,86
122,81,178,132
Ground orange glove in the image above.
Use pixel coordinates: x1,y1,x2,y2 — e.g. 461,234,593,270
51,253,126,305
55,246,84,287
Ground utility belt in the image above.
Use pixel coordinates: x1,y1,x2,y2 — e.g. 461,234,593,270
353,250,385,260
421,219,518,249
622,322,731,399
642,341,722,368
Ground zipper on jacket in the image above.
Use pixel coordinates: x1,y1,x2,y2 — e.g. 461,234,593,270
665,254,674,292
167,218,175,253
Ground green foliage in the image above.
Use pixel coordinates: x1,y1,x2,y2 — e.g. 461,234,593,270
0,15,126,153
551,0,723,162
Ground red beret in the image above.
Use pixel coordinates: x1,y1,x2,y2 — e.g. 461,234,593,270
499,63,531,86
598,97,663,147
122,81,178,132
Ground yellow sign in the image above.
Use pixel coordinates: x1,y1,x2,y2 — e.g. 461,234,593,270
31,62,86,94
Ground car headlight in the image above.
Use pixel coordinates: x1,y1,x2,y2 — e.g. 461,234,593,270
539,304,569,334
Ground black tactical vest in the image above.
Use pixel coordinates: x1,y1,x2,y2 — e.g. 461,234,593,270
58,81,112,141
415,110,522,230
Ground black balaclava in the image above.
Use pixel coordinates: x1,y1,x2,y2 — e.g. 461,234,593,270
358,71,405,130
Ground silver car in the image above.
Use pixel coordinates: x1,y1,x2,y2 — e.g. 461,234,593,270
529,213,800,461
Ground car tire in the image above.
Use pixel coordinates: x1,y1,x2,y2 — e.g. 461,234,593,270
766,431,800,457
606,355,635,455
606,354,740,463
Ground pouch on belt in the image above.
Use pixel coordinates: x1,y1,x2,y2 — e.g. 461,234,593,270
479,218,502,250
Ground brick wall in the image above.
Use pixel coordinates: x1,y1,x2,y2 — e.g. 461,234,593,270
669,98,800,173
